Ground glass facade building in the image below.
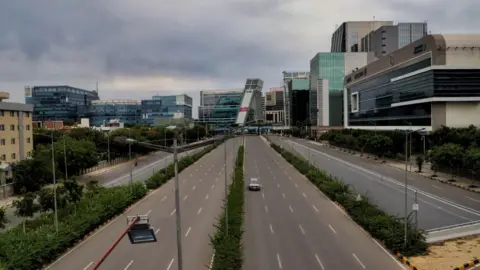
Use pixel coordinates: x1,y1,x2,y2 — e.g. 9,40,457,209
198,89,243,128
26,85,99,122
141,94,193,125
288,78,310,126
89,100,142,126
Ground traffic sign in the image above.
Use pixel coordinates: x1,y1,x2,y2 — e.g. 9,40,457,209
412,204,419,211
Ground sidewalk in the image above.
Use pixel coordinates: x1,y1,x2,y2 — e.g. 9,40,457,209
0,196,16,208
312,140,480,194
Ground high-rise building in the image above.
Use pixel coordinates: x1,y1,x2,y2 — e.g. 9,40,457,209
331,21,393,53
198,88,244,128
88,100,142,126
287,78,310,127
309,52,375,127
282,71,310,127
26,85,99,122
0,92,34,183
141,94,193,125
236,78,264,125
345,34,480,131
265,87,285,124
361,22,428,58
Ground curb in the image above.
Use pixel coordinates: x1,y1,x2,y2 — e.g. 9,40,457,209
395,252,419,270
453,258,480,270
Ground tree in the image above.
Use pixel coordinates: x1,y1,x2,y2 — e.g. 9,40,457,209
464,147,480,186
38,186,68,212
12,191,41,233
416,156,424,173
430,143,464,180
63,177,84,204
0,206,8,229
11,158,51,194
366,135,393,159
358,135,369,156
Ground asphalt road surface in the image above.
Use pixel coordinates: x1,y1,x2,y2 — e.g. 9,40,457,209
269,136,480,230
243,136,404,270
45,138,241,270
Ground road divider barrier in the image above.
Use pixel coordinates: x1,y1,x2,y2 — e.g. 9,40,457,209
0,141,223,270
210,146,245,270
266,138,428,257
453,258,480,270
396,252,419,270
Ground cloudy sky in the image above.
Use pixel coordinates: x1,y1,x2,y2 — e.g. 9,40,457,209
1,0,478,117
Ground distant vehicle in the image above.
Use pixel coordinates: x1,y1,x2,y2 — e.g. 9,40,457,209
248,178,261,191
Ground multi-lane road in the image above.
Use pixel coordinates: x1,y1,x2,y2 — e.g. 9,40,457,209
243,136,404,269
45,138,241,270
270,135,480,230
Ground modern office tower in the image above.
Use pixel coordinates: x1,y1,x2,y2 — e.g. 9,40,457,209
26,85,99,122
286,78,310,127
309,52,375,127
360,22,428,58
0,92,34,183
261,93,266,122
282,71,310,127
88,99,142,126
331,21,393,53
264,87,285,124
141,94,193,125
237,78,264,125
198,88,244,129
345,34,480,131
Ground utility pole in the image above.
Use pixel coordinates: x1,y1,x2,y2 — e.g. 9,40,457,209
224,139,229,237
173,139,184,270
404,130,408,249
129,130,133,190
51,132,58,233
107,132,111,164
63,135,68,181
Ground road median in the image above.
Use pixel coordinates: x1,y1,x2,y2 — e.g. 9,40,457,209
0,142,222,270
210,145,245,270
265,137,428,257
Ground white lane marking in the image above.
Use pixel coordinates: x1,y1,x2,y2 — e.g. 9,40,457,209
190,173,192,177
124,260,134,270
277,183,280,188
211,184,215,190
432,184,442,190
262,192,265,199
145,210,152,215
302,192,307,198
282,193,286,199
183,195,188,201
328,224,337,234
277,253,283,269
315,254,325,270
294,183,298,188
197,207,203,215
161,196,167,202
215,177,218,182
206,194,209,200
170,209,176,216
205,173,208,176
83,262,93,270
352,253,366,269
192,185,196,190
288,176,292,180
312,205,319,212
466,196,480,203
265,205,269,213
289,205,294,213
270,224,274,234
167,258,175,270
196,169,198,171
182,179,186,183
299,224,305,234
185,227,192,237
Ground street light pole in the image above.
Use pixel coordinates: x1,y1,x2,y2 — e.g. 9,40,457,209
129,130,133,189
224,139,229,237
51,132,58,233
107,132,111,164
173,139,184,270
404,129,408,249
63,135,68,181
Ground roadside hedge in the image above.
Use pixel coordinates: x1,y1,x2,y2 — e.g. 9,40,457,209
268,141,428,256
0,141,222,270
210,146,245,270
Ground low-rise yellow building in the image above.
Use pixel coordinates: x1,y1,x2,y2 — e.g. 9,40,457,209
0,92,34,191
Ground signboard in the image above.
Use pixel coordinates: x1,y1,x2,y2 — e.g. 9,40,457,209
240,107,248,112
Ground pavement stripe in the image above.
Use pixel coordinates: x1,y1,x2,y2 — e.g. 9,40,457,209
124,260,134,270
352,253,366,269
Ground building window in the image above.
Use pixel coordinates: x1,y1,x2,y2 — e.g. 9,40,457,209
9,111,14,117
27,137,31,143
351,92,359,113
0,124,4,131
25,112,30,118
11,153,16,160
26,124,30,131
10,124,14,131
0,139,4,145
11,138,15,144
1,154,5,161
0,110,3,116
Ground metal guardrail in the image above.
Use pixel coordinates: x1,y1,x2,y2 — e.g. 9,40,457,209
426,220,480,233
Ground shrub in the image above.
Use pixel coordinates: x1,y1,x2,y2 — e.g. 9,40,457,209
269,141,427,256
210,146,245,270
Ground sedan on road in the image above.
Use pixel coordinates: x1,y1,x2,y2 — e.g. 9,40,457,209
248,178,261,191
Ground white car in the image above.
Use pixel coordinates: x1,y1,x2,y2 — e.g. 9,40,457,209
248,178,261,191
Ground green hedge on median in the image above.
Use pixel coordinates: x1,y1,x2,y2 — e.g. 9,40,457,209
210,145,245,270
268,141,428,256
0,142,222,270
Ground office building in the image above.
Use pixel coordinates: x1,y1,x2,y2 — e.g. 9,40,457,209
331,21,393,53
0,92,34,183
141,94,193,125
265,87,285,124
198,88,244,128
310,52,375,127
25,85,99,122
282,71,310,127
361,22,428,58
345,34,480,131
88,100,142,126
286,78,310,127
